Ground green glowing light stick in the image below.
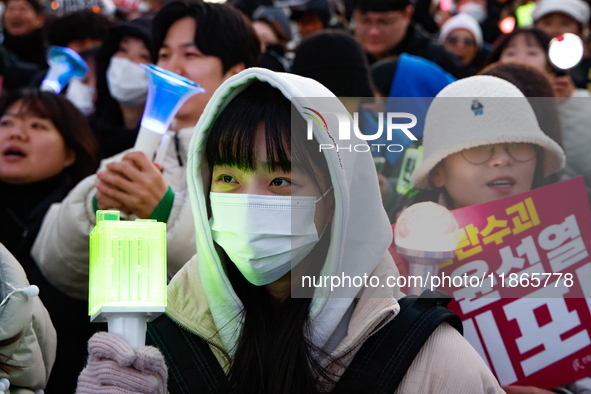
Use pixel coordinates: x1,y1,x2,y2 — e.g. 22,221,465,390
89,211,167,348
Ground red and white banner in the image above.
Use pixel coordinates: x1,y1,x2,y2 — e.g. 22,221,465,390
391,177,591,388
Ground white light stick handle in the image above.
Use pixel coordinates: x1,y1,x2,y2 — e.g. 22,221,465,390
134,126,165,161
107,313,148,349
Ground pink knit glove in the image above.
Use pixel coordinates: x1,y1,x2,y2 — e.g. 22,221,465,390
76,332,168,394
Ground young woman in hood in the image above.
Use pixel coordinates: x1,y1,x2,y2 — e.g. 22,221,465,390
75,68,503,394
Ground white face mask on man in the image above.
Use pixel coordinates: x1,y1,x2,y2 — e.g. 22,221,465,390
65,79,96,116
209,187,333,286
106,56,149,107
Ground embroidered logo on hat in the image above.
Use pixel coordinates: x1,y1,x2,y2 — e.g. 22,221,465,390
471,100,484,115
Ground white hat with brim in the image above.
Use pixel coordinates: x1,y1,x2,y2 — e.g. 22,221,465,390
532,0,590,25
410,75,566,190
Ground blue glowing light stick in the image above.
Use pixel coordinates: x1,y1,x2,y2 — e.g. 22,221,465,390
40,46,89,94
134,64,205,160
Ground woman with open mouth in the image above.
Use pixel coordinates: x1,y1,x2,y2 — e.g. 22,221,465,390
0,88,100,393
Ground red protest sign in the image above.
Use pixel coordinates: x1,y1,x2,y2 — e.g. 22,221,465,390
390,177,591,388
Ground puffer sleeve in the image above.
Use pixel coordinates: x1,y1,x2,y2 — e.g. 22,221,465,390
0,244,57,390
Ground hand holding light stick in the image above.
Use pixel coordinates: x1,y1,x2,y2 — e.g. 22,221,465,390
89,211,167,348
134,64,205,163
395,202,461,296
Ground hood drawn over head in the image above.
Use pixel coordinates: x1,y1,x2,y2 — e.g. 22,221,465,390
186,68,393,355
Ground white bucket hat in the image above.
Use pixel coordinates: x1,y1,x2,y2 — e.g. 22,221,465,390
438,13,483,48
532,0,590,25
410,75,566,190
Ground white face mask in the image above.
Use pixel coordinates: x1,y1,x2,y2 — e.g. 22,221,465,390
65,79,95,116
209,187,333,286
106,56,149,107
459,2,487,23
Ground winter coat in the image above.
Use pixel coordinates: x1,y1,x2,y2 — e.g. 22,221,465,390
0,243,56,392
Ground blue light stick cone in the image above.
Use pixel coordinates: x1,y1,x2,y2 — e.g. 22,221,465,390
40,46,89,94
134,64,205,159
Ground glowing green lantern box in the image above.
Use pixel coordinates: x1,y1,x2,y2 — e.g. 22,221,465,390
89,211,167,347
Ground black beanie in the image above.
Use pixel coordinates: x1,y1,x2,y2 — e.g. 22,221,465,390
291,30,374,97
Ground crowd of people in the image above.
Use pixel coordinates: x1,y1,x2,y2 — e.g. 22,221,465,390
0,0,590,392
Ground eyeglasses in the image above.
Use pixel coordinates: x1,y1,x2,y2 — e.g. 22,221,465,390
446,36,476,47
460,143,538,164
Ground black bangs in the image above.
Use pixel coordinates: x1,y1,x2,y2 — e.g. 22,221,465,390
18,95,52,120
205,81,327,186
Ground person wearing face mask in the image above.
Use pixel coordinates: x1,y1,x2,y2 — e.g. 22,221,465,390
72,70,504,394
87,17,155,159
65,46,100,117
31,1,261,301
